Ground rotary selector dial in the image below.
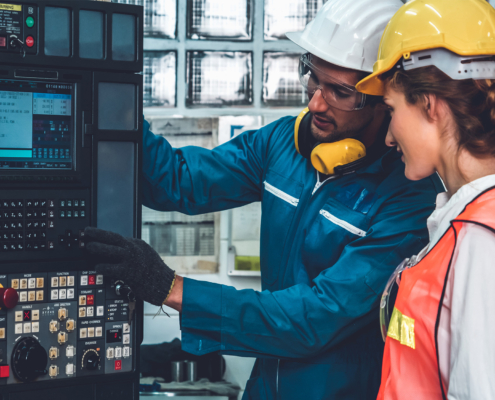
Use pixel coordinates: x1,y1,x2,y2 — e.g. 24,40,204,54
11,337,48,382
82,349,100,371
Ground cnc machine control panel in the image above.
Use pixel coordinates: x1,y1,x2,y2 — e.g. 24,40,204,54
0,271,135,384
0,1,144,399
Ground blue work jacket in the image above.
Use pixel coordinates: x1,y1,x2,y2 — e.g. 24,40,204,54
142,116,443,400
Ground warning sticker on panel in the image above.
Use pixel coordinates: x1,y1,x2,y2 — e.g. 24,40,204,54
0,4,21,11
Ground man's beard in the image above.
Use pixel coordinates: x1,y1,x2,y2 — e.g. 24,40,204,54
310,114,373,144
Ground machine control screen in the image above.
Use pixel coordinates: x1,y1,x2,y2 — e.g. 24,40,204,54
0,79,74,170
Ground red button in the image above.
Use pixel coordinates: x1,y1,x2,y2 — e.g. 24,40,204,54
86,295,94,306
0,288,18,309
0,365,9,378
114,360,122,371
88,275,96,285
25,36,34,47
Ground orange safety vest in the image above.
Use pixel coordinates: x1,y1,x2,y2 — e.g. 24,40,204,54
377,187,495,400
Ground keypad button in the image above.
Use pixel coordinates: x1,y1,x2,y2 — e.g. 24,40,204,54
33,200,40,208
67,200,72,207
48,199,55,208
66,210,72,218
80,200,85,207
59,200,65,207
80,210,86,218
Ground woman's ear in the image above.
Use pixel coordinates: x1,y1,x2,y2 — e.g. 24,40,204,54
425,94,446,122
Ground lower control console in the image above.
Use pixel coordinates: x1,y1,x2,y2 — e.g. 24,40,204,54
0,269,135,385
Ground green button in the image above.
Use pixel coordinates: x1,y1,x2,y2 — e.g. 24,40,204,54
25,16,34,28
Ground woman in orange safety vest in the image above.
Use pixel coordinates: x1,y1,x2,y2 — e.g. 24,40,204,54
356,0,495,399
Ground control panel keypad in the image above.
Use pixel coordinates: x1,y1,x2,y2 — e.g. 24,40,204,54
3,270,134,384
0,195,88,254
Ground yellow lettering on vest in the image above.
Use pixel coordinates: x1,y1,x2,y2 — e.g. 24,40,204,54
387,307,416,349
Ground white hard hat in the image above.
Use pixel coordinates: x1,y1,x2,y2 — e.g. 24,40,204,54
286,0,404,73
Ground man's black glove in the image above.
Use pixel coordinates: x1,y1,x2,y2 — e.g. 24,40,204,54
84,227,176,306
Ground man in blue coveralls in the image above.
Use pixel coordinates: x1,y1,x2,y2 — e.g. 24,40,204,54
85,0,444,398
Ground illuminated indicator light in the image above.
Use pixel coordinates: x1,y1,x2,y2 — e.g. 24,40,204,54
25,16,34,28
88,275,96,285
25,36,34,48
114,360,122,371
0,37,5,48
86,295,94,306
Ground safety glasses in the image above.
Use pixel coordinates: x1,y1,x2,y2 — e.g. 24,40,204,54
379,256,417,342
298,53,367,112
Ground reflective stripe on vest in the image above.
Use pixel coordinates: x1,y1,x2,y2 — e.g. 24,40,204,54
377,187,495,400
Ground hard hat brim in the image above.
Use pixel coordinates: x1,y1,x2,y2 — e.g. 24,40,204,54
286,31,373,74
355,54,401,96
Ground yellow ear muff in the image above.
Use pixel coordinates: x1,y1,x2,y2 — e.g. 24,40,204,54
310,139,366,175
294,107,310,155
294,108,367,174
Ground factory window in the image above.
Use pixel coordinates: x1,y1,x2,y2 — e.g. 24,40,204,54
112,0,326,116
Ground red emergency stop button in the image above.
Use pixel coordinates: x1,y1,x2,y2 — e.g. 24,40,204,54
25,36,34,48
0,365,9,378
0,288,18,309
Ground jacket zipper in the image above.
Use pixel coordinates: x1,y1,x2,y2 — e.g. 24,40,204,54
312,171,337,195
320,209,367,237
264,181,299,207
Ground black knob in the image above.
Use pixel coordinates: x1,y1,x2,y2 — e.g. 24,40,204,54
83,349,100,371
115,282,132,298
11,337,48,382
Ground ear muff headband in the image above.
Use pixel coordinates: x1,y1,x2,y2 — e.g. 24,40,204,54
294,107,310,154
294,109,367,175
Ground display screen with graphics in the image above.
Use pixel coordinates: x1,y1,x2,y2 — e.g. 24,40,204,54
0,79,74,169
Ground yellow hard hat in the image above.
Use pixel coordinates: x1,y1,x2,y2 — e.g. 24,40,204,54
356,0,495,96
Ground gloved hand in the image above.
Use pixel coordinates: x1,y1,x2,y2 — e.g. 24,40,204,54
84,227,176,306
